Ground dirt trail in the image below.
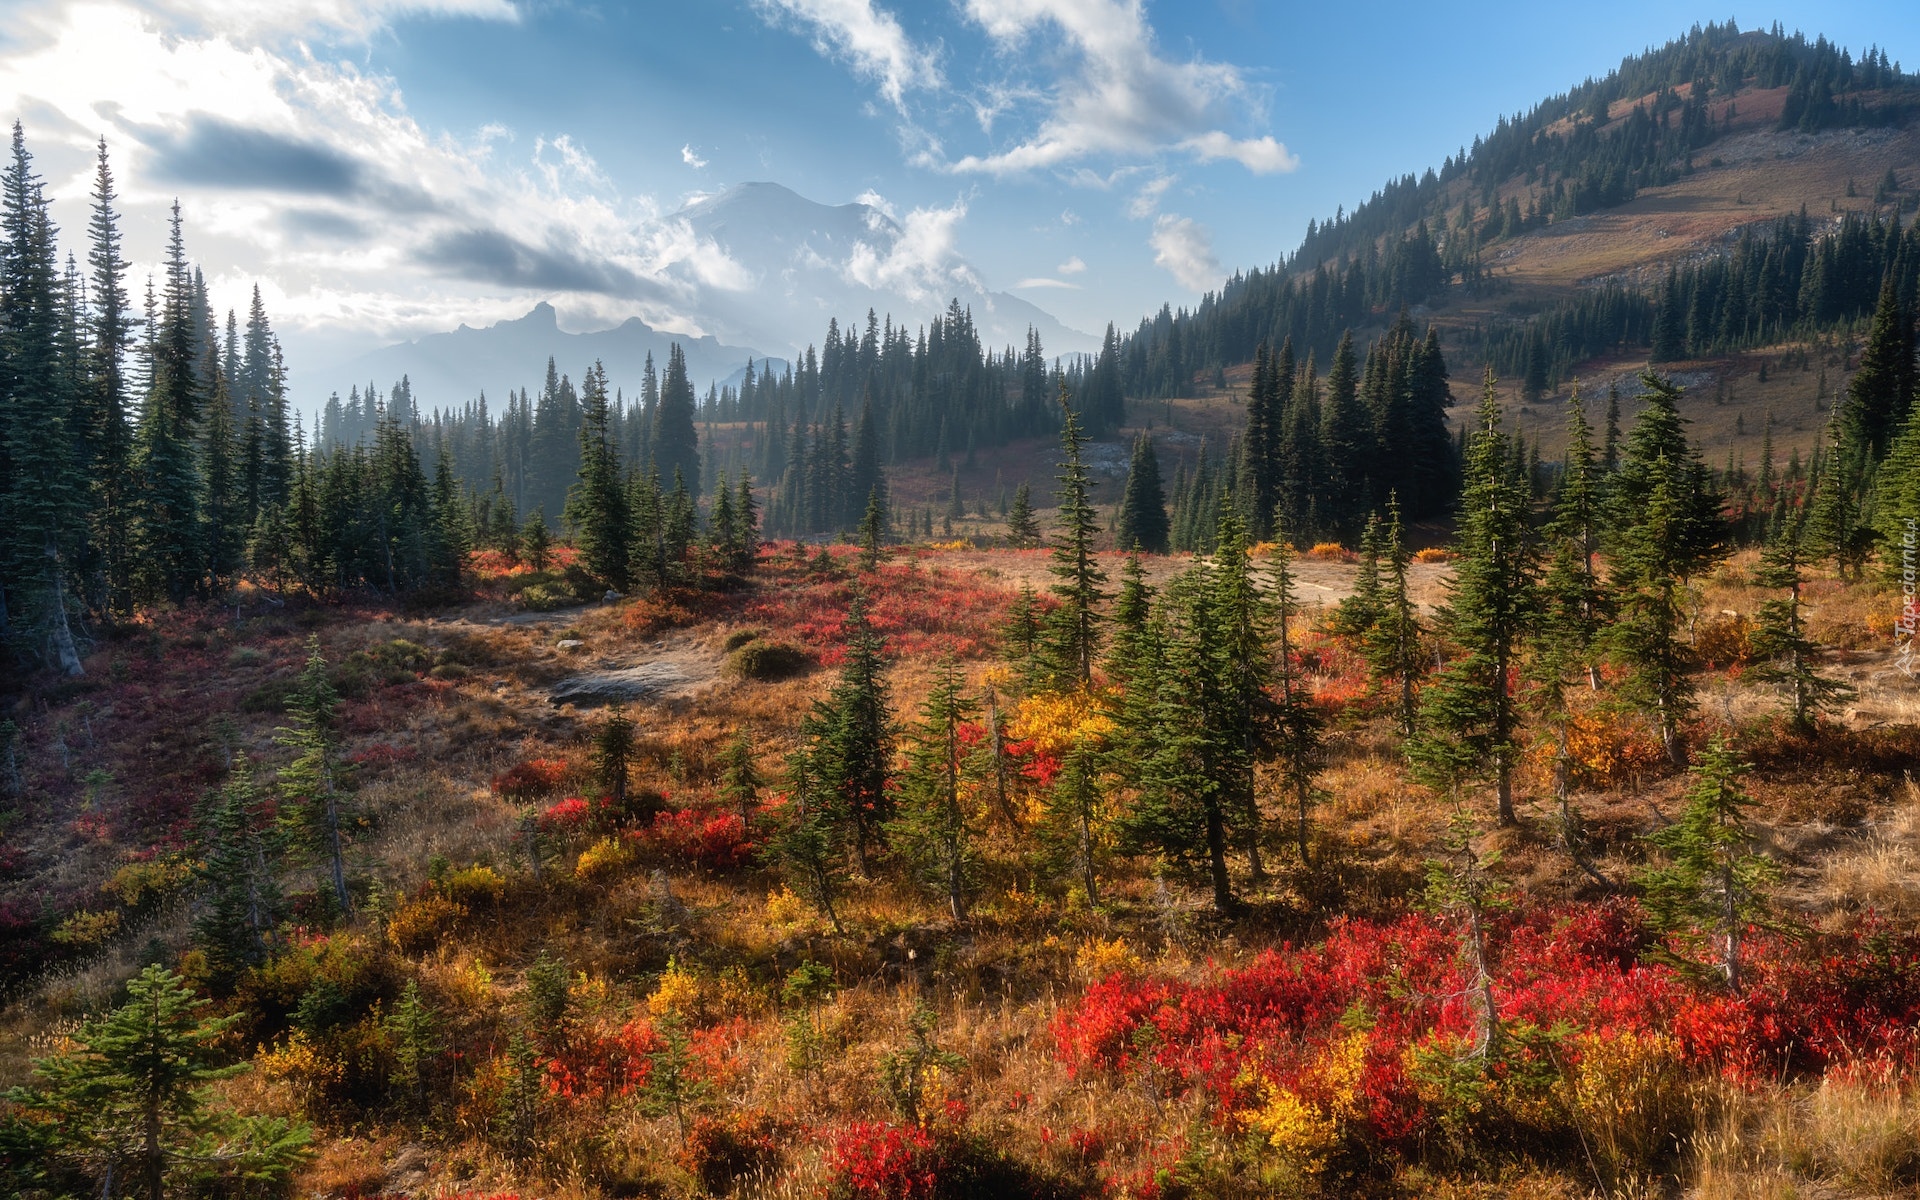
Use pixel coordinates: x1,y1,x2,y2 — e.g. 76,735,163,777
934,548,1454,612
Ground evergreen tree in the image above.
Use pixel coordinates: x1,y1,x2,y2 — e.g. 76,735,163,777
808,589,893,875
0,122,84,674
1329,511,1385,640
857,485,888,571
1840,272,1916,462
1267,526,1323,864
766,743,845,933
593,705,636,808
1807,417,1875,579
565,360,629,591
135,202,204,605
197,343,245,592
1639,736,1777,991
384,981,442,1127
194,754,283,984
4,965,309,1200
1116,432,1170,553
1004,480,1041,547
1042,389,1109,688
1002,582,1043,687
84,138,138,621
1318,330,1369,529
277,636,351,917
1749,506,1853,732
1411,371,1536,825
520,508,551,571
1046,739,1106,907
718,729,761,831
1211,503,1280,880
653,344,700,502
1364,495,1424,738
888,657,979,922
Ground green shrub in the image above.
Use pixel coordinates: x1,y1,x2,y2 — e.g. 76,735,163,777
722,627,767,653
726,640,812,682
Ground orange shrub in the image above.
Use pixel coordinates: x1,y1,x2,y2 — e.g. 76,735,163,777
1694,612,1752,668
1562,709,1668,791
387,894,465,955
1413,547,1451,564
1306,542,1353,562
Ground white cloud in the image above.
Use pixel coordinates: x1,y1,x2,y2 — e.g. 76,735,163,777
853,187,897,220
1057,255,1084,274
844,197,977,303
149,0,517,40
944,0,1295,177
1014,276,1079,289
1126,172,1173,218
1150,213,1219,292
680,143,708,169
753,0,941,111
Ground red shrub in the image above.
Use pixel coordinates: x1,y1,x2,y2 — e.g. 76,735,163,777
491,758,570,802
825,1121,939,1199
646,807,753,869
539,796,592,830
544,1019,664,1103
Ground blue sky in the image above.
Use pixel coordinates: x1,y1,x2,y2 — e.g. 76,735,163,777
0,0,1913,394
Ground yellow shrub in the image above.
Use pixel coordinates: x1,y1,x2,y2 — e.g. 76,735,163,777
766,886,808,925
575,836,633,879
442,956,495,1007
1413,547,1451,564
1306,542,1352,561
1075,935,1143,980
648,955,701,1019
51,909,121,946
1562,1029,1691,1182
441,863,506,906
101,855,193,908
928,539,972,551
1694,611,1753,667
258,1029,345,1091
1246,1084,1340,1175
1007,690,1116,759
387,894,465,955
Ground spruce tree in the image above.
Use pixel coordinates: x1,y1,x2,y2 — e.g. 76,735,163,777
809,588,893,875
1329,511,1384,641
1749,506,1853,732
593,705,636,808
1639,736,1776,992
277,636,351,916
565,360,629,591
766,743,846,933
197,343,245,592
1267,526,1323,864
1004,480,1041,547
653,344,700,501
1116,432,1170,553
1411,371,1536,825
1047,739,1106,907
857,485,888,571
888,657,979,922
1211,503,1280,880
1042,388,1108,688
384,981,442,1128
0,123,84,674
194,753,283,984
6,964,309,1200
718,729,761,830
1364,495,1424,738
1840,272,1916,462
84,138,138,620
136,202,204,605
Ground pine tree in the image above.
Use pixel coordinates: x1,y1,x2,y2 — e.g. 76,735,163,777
1807,417,1875,580
1004,480,1041,547
565,360,629,591
1266,526,1323,864
1116,432,1170,553
277,636,351,916
384,981,442,1127
653,344,700,501
889,657,979,922
857,485,888,571
1411,371,1536,825
1639,736,1776,991
1329,511,1385,640
136,202,204,605
194,753,283,984
809,588,893,875
84,138,138,621
1211,503,1280,880
1043,388,1109,688
1840,272,1916,462
766,743,846,933
718,729,761,830
1365,495,1424,737
1749,506,1853,732
5,964,309,1200
1604,372,1726,767
0,122,84,674
593,705,636,808
1319,330,1369,530
1002,582,1043,687
520,508,551,571
198,343,245,592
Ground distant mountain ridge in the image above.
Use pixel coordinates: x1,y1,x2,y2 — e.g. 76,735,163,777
329,301,780,413
314,180,1091,412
